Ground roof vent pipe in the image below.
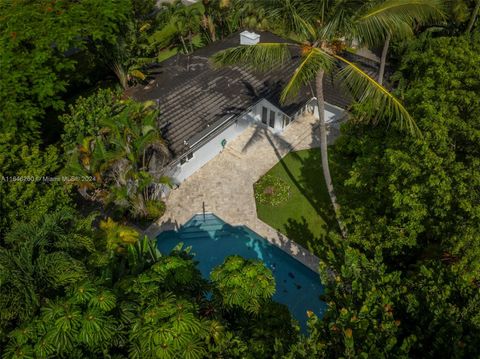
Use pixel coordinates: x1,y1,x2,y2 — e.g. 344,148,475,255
240,31,260,45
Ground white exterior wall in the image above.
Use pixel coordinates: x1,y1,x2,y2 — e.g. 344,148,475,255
251,99,287,133
310,101,344,123
168,116,251,183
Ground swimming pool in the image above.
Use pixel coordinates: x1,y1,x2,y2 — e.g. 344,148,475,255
157,213,326,331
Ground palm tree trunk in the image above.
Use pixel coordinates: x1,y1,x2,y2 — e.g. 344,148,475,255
466,0,480,33
180,35,189,54
315,71,346,238
209,16,217,42
378,33,390,86
188,31,194,53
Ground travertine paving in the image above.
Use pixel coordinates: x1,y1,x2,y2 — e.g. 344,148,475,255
145,115,339,272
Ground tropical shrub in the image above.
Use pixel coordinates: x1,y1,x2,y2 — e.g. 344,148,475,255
60,88,120,151
63,91,171,220
0,140,73,237
0,209,97,336
211,255,276,314
145,199,167,220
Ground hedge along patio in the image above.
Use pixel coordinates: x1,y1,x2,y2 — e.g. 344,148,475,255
254,148,339,256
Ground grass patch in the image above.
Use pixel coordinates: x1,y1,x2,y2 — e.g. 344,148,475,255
254,149,339,255
156,35,204,63
157,47,178,62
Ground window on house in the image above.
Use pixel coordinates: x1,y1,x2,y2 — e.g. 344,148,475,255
261,106,268,124
269,110,275,128
180,152,194,165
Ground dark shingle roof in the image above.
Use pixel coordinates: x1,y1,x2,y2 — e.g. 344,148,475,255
130,31,364,158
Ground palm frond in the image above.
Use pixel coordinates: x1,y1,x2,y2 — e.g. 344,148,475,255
319,7,353,41
265,0,318,41
359,0,445,22
334,54,420,135
281,47,334,102
354,0,445,45
129,69,147,81
211,43,293,72
111,61,128,90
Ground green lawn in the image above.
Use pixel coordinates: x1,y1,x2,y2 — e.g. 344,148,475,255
255,149,339,255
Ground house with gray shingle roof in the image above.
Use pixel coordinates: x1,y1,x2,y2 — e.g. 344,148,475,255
130,30,377,184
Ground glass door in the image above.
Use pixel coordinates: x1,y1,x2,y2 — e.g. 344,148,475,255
261,107,268,124
269,110,275,128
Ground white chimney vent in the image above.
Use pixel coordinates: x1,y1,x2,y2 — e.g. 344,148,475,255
240,31,260,45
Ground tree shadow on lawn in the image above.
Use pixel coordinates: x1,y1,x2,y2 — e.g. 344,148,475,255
266,145,340,237
297,147,342,232
262,132,338,231
249,121,352,247
283,216,343,264
283,216,326,255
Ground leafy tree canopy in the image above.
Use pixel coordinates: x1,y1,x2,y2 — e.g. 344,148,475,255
0,0,132,137
326,32,480,357
0,140,72,237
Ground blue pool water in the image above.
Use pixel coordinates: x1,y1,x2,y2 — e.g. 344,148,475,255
157,213,326,331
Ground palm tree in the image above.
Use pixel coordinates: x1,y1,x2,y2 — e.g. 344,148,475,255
65,100,171,219
0,210,95,332
99,101,171,218
105,20,156,90
212,0,441,235
202,0,238,41
174,5,203,54
360,0,445,84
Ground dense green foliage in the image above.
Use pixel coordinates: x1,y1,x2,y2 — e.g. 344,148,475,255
0,211,299,358
324,33,480,357
0,0,132,136
63,91,170,220
0,142,73,237
336,34,480,256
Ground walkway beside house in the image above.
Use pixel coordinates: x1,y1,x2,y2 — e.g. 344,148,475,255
146,115,339,272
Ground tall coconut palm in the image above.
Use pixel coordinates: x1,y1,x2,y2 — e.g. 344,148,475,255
212,0,442,236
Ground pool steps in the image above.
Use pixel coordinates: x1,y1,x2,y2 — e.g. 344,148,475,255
159,213,258,242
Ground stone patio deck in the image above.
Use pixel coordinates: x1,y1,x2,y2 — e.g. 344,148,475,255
145,115,339,272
